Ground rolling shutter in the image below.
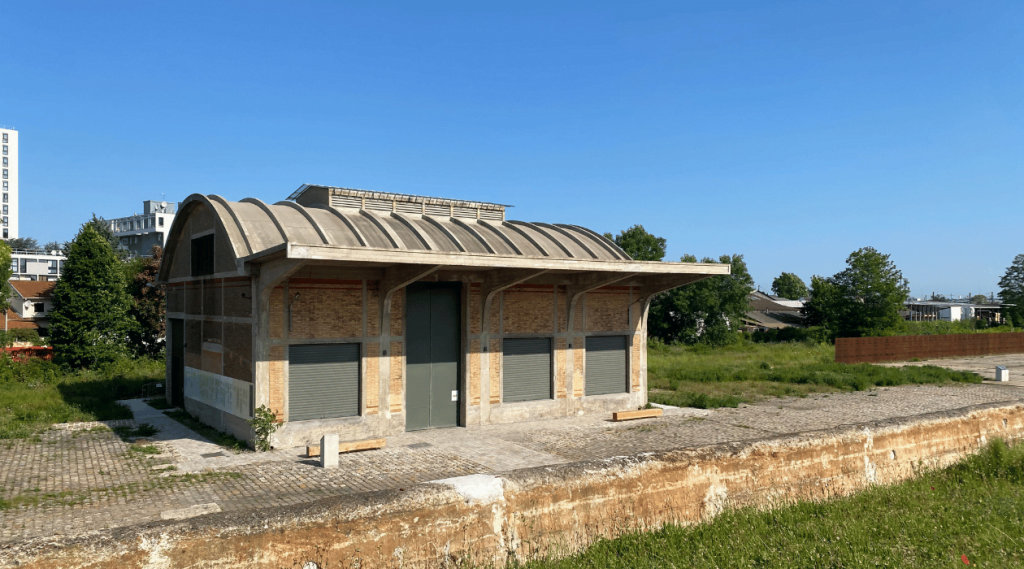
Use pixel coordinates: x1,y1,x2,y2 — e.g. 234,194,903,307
289,343,360,422
585,336,628,396
503,338,552,402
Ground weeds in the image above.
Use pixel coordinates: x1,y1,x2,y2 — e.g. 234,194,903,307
0,356,164,439
648,341,981,409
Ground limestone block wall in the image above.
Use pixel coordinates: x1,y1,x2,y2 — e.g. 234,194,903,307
11,402,1024,569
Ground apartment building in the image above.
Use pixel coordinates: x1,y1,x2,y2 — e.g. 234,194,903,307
1,126,18,239
109,200,177,257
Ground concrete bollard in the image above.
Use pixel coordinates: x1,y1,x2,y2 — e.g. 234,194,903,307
996,366,1009,382
320,434,339,468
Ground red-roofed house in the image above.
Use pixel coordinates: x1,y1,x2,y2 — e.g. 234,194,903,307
7,280,55,334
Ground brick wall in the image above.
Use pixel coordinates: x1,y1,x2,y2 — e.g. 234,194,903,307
835,333,1024,363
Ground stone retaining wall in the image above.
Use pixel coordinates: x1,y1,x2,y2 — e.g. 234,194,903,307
4,401,1024,569
835,332,1024,363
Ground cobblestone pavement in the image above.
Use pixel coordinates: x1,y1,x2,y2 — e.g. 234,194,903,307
1,382,1022,542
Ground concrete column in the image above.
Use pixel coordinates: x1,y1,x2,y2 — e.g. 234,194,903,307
320,434,339,468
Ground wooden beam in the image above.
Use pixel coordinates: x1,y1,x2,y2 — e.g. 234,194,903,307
612,408,663,422
306,438,386,457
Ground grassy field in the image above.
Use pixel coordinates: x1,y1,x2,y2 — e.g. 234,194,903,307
647,341,982,409
522,438,1024,569
0,357,165,439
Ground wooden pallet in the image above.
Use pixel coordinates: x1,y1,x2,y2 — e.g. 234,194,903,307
306,438,386,457
612,408,663,422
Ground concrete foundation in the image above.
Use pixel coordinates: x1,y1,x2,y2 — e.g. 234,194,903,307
5,400,1023,569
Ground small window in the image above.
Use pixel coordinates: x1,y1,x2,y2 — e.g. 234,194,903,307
2,158,6,167
158,217,164,227
2,134,7,143
2,217,7,226
9,260,15,272
3,206,7,215
190,234,215,276
2,145,6,154
33,302,44,313
3,169,7,179
20,259,27,273
48,261,57,275
2,229,7,239
2,194,6,203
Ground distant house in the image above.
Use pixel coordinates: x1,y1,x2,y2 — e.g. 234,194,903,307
903,299,1003,325
6,280,55,335
743,290,806,332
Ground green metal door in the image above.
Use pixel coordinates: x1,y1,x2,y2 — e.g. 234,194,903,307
289,343,360,421
406,282,461,431
585,335,628,396
502,338,552,402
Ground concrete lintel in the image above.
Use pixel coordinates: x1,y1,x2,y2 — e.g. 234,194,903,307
284,243,731,276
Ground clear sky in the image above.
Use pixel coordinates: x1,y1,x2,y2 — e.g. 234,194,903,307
1,1,1021,298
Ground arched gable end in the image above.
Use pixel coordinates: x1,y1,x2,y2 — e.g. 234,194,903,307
158,194,253,282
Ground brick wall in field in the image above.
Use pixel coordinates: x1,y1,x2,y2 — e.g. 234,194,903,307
835,333,1024,364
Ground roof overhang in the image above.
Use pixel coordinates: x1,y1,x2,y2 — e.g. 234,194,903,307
241,242,730,278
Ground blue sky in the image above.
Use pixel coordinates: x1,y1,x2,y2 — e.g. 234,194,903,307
1,1,1021,298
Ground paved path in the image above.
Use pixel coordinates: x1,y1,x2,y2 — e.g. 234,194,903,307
1,381,1021,543
879,353,1024,388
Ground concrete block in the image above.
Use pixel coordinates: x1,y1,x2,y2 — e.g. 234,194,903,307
996,366,1009,382
320,434,339,468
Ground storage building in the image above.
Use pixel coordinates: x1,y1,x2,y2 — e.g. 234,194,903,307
157,185,728,447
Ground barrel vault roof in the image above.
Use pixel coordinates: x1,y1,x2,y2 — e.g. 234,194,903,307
159,192,730,280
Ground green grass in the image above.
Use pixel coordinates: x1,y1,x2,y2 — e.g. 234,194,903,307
0,357,165,439
164,409,250,452
523,438,1024,569
648,341,981,409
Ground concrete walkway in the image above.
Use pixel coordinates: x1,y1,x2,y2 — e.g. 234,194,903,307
1,379,1022,544
880,353,1024,388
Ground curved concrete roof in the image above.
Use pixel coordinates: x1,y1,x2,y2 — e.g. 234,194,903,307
171,193,633,264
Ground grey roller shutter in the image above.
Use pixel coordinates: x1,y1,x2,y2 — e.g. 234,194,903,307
585,335,628,396
289,343,360,422
503,338,552,402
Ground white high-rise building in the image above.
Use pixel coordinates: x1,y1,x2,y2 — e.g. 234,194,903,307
1,126,18,239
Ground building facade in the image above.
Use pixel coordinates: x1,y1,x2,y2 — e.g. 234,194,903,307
158,186,728,448
1,126,19,239
109,200,177,257
10,248,65,281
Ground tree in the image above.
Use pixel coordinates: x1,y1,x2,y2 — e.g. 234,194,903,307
648,254,754,345
0,241,12,314
930,293,948,302
49,225,136,368
970,294,989,305
998,254,1024,327
64,214,128,260
6,237,39,251
804,247,910,338
771,272,807,300
603,225,666,261
126,245,166,358
42,241,62,252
